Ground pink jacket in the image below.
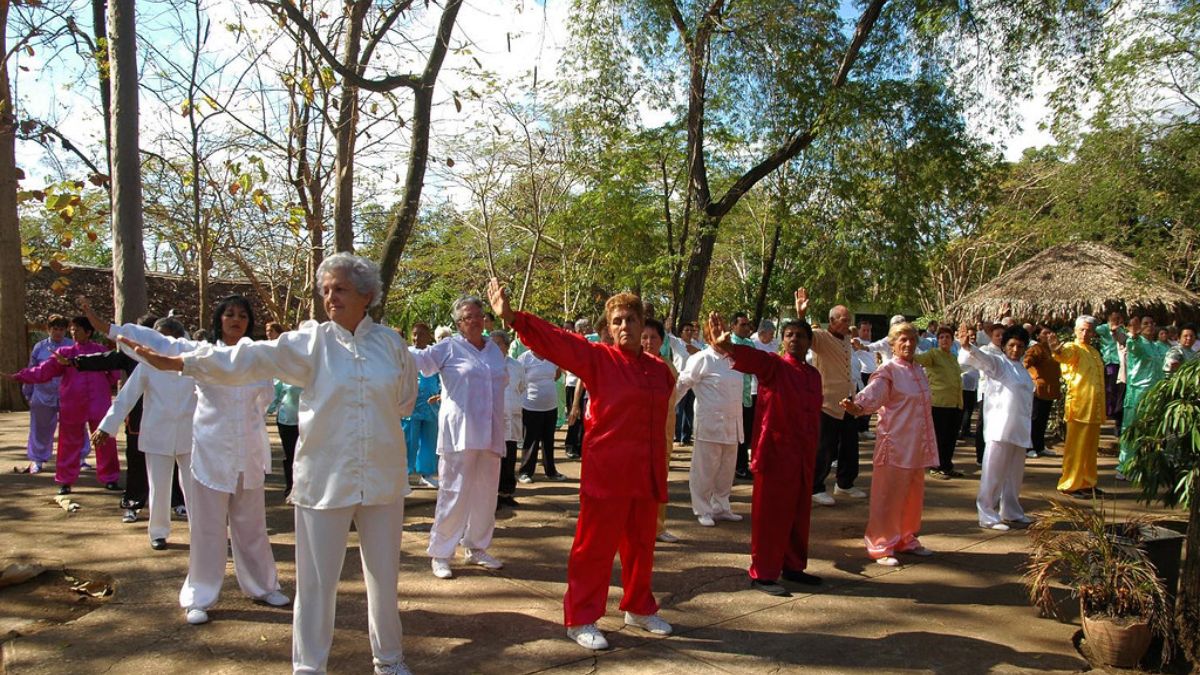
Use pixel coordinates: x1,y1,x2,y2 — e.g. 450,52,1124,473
15,342,120,423
853,358,938,469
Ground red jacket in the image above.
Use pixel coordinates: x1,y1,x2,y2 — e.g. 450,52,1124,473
512,312,672,501
728,345,822,473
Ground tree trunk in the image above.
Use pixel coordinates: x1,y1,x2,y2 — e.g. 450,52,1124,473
753,218,783,325
676,214,719,325
376,0,463,312
331,0,368,253
0,0,29,410
107,0,146,323
1178,491,1200,664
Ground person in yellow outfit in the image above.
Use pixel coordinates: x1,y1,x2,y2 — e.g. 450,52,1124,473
1047,316,1106,498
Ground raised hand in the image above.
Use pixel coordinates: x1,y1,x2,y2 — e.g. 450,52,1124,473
76,295,110,335
117,336,184,372
1046,331,1061,352
487,277,515,325
956,324,974,348
708,312,734,355
794,288,809,318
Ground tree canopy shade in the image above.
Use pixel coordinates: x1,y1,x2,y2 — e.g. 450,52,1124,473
943,241,1200,324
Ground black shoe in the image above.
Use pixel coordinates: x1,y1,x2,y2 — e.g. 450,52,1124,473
781,569,822,586
1091,487,1106,496
150,538,168,551
750,578,791,597
735,470,753,480
104,481,121,491
57,484,72,495
502,496,519,507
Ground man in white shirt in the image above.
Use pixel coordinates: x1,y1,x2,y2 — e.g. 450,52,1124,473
563,318,593,459
852,321,878,438
670,321,702,444
675,342,745,526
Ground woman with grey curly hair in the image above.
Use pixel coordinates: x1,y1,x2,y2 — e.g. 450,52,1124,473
410,294,510,579
113,251,419,675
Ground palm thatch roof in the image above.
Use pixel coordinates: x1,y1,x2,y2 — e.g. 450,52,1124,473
943,242,1200,325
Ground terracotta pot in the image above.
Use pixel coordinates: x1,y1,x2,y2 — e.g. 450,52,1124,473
1082,612,1152,668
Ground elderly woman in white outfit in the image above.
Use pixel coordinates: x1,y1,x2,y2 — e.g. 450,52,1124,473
957,324,1035,531
674,343,745,526
87,295,286,626
118,253,418,675
93,317,197,550
412,296,508,579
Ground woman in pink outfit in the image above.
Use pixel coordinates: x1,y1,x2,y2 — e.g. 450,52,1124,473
841,322,938,566
6,316,122,494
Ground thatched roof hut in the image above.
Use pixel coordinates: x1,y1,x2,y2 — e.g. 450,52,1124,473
943,242,1200,325
25,264,282,337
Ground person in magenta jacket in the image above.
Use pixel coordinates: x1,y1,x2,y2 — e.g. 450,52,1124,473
6,316,122,494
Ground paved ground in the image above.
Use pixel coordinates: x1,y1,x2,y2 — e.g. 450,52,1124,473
0,410,1184,674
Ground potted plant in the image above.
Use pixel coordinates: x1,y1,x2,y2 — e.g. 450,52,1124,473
1024,500,1172,668
1122,357,1200,666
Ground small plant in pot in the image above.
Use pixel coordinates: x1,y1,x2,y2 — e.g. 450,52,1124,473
1024,499,1172,669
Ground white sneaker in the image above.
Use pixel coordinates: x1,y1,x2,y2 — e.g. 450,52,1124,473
464,548,503,570
861,431,876,440
656,531,680,543
419,475,439,489
812,492,836,507
904,546,934,557
834,485,867,499
875,556,901,567
697,514,716,527
173,504,188,519
625,611,672,635
566,623,609,650
431,557,453,579
714,510,743,522
517,474,534,484
1026,450,1038,459
259,590,291,607
185,608,209,625
981,522,1010,531
374,662,413,675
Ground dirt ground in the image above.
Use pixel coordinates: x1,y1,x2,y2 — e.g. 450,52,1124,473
0,410,1185,674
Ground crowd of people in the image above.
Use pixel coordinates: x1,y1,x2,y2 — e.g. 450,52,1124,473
5,253,1199,675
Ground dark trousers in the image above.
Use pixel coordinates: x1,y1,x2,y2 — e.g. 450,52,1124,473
931,406,962,472
960,389,977,436
520,408,559,477
737,396,756,475
975,396,986,463
278,422,299,494
813,412,859,493
565,386,586,456
499,440,518,496
1104,363,1125,432
1030,397,1053,455
122,431,148,510
857,373,872,432
674,390,695,443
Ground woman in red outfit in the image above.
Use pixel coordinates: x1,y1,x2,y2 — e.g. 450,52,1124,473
5,316,122,494
487,278,674,651
710,310,824,597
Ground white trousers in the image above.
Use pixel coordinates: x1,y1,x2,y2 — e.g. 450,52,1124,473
146,452,192,542
427,450,501,559
689,440,738,517
977,440,1027,526
293,501,405,675
179,473,279,610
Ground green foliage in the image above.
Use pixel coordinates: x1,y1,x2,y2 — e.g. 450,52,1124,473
18,182,113,289
1122,358,1200,509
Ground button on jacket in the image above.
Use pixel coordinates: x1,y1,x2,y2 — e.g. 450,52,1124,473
410,335,507,456
674,347,745,445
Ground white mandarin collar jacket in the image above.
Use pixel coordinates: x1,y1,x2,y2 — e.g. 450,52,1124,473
411,335,507,456
960,344,1034,448
674,348,745,445
98,362,197,456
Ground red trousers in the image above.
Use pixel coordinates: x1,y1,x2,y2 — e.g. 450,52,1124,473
563,495,659,626
749,455,814,582
56,416,120,486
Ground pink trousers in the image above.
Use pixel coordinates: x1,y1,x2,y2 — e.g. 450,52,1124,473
864,464,926,559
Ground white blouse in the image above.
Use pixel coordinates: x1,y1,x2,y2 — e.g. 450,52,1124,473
411,335,507,456
98,362,197,457
110,323,273,493
517,350,558,411
961,344,1034,448
674,347,745,445
503,357,526,443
